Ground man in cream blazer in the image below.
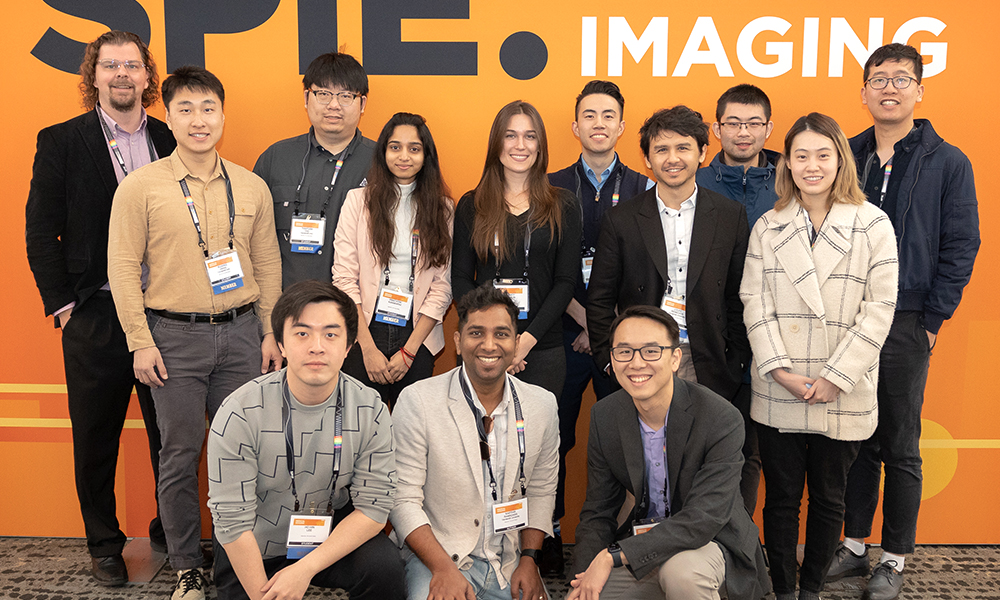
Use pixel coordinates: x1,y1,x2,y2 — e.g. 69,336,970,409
390,286,559,600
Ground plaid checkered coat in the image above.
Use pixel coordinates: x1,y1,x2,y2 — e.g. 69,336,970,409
740,200,898,441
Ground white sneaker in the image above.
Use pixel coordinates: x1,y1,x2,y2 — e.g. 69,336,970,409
171,568,207,600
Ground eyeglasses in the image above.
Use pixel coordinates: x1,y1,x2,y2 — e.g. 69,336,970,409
611,344,679,363
97,59,145,72
865,76,918,90
309,89,360,107
479,416,494,460
719,121,767,132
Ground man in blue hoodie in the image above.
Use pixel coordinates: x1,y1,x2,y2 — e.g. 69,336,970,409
696,84,778,230
827,43,980,600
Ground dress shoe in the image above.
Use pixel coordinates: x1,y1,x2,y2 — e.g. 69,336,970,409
537,533,564,578
91,554,128,586
826,541,870,581
864,560,904,600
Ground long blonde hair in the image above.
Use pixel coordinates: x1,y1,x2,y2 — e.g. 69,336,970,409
775,112,866,211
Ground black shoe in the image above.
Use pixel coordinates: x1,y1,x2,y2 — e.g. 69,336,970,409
200,544,214,569
91,554,128,586
826,541,870,582
537,534,565,578
864,560,904,600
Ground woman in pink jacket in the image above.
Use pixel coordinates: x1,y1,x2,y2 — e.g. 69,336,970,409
334,113,453,409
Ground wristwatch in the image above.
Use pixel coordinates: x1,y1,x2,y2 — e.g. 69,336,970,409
607,542,623,568
521,548,541,564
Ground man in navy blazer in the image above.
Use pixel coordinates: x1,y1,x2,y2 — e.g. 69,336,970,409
25,31,176,586
570,306,768,600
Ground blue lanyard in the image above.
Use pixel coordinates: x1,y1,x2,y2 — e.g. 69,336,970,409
459,370,527,502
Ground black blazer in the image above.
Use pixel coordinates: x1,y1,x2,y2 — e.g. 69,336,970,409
573,379,770,600
25,109,176,317
587,187,751,400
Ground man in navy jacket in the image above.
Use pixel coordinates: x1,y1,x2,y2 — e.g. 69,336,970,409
828,43,980,600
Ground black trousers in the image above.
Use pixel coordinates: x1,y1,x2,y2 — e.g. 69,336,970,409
60,291,162,556
342,317,436,410
213,505,406,600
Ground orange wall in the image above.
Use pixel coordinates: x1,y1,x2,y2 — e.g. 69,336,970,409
2,1,997,543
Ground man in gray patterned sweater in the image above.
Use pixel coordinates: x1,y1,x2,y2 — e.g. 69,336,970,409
208,280,405,600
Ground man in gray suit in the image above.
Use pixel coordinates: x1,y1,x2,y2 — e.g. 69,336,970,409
570,306,768,600
390,286,559,600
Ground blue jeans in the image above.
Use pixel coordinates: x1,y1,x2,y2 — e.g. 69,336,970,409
404,552,548,600
844,310,931,555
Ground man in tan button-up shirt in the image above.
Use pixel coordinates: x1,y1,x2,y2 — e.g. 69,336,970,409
108,66,280,600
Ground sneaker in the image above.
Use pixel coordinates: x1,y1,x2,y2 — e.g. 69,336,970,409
864,560,904,600
826,541,870,582
171,568,207,600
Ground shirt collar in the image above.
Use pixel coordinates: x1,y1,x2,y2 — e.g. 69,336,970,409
460,366,511,417
638,408,669,435
310,127,358,157
97,103,148,136
656,184,699,215
581,153,618,181
169,149,224,183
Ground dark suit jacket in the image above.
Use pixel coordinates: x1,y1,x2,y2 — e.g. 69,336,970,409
573,379,769,600
587,187,751,400
25,109,176,317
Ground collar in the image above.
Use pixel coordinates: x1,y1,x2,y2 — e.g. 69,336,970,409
169,149,224,183
656,184,699,215
459,366,511,417
97,103,148,136
638,407,670,436
580,153,618,181
310,127,360,156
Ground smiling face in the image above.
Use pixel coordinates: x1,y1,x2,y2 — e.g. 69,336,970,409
305,83,366,147
385,124,425,185
499,113,539,175
862,58,923,127
280,301,351,404
611,317,680,408
788,129,840,206
454,304,519,390
165,87,224,161
573,93,625,157
94,42,150,114
712,102,773,168
644,130,707,193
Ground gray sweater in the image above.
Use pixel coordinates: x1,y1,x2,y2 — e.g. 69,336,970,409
208,369,395,558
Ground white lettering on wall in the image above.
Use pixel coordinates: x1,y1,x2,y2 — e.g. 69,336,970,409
736,16,792,78
606,16,668,77
673,17,734,77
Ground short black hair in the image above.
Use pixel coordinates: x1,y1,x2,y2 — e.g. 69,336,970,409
270,280,358,347
609,305,680,348
715,83,772,122
456,286,518,331
162,65,225,107
639,105,709,157
863,43,923,83
303,52,369,95
575,80,625,119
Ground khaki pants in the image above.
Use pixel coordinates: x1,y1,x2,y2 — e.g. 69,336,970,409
598,541,725,600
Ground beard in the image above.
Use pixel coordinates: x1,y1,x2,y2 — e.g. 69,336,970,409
107,85,139,112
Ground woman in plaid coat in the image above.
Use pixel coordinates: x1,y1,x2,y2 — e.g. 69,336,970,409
740,113,898,600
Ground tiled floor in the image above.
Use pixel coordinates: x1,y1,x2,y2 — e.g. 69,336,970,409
1,537,997,599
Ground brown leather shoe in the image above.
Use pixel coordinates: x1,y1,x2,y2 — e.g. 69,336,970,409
91,554,128,586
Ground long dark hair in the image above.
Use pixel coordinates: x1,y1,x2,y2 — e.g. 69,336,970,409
366,113,452,270
471,101,562,263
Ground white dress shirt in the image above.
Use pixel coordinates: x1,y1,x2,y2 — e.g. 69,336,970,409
656,185,698,299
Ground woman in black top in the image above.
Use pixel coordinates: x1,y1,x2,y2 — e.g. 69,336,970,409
451,100,581,397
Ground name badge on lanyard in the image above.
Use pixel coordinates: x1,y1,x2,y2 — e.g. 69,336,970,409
493,497,529,534
375,231,418,326
289,213,326,254
286,514,333,559
660,292,688,343
206,249,245,295
632,517,664,536
493,228,531,320
581,249,595,288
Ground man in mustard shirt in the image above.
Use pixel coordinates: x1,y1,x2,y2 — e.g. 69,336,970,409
108,66,281,600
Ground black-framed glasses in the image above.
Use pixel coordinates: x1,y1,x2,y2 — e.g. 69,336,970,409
865,76,918,90
479,415,494,460
719,121,767,132
97,59,145,72
611,344,679,363
309,89,360,107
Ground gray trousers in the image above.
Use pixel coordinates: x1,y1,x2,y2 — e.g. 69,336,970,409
148,309,262,570
600,541,725,600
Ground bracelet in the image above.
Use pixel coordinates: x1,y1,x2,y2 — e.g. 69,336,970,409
400,349,413,368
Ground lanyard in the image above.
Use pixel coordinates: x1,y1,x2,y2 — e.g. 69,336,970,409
97,107,157,177
293,132,354,217
459,370,527,502
575,168,621,257
659,437,671,517
877,158,894,208
382,230,419,293
281,375,342,514
179,161,235,258
494,225,532,279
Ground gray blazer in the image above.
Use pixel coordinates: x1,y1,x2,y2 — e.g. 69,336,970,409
390,367,559,583
574,379,769,600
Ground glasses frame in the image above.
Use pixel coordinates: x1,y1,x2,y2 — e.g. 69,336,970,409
865,76,918,90
97,59,145,72
611,344,680,363
309,89,361,107
719,121,767,132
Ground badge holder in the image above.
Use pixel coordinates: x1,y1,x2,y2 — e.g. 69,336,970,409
492,497,529,534
660,292,688,343
581,249,595,288
632,516,665,536
289,213,326,254
494,278,529,320
206,249,245,295
374,286,414,327
286,503,333,559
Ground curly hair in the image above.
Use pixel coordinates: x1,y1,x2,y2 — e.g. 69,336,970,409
79,30,160,111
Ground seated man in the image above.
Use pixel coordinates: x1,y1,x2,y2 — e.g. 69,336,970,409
390,286,559,600
207,280,406,600
570,306,769,600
